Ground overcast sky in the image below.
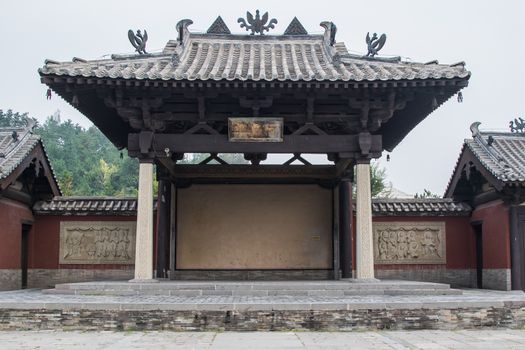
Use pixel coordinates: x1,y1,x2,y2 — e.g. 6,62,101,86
1,0,523,196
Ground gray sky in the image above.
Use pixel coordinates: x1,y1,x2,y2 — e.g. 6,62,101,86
1,0,523,195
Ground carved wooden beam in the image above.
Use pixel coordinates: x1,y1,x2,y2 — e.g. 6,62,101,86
128,133,382,156
165,164,337,179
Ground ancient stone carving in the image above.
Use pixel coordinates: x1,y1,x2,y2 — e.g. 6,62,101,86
373,222,446,264
59,221,136,264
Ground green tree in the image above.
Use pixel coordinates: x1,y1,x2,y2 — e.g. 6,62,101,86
34,116,139,196
414,189,440,198
0,109,36,127
353,162,389,198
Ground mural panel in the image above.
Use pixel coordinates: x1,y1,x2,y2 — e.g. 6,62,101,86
373,222,446,264
59,221,136,264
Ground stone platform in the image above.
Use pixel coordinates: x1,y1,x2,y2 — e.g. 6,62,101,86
1,280,525,331
43,280,461,297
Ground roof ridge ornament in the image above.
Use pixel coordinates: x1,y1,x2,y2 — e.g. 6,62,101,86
284,17,308,35
128,29,148,54
509,117,525,133
366,32,386,57
207,16,231,34
176,19,193,44
320,21,337,46
470,122,505,162
238,10,277,35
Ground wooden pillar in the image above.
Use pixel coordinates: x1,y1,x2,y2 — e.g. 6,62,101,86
169,185,177,278
156,178,171,278
332,186,340,280
339,172,353,279
131,159,156,282
355,160,375,280
510,205,525,290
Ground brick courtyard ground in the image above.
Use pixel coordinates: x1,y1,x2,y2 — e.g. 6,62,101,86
1,330,525,349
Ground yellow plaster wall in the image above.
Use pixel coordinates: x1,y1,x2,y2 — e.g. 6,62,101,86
176,184,332,269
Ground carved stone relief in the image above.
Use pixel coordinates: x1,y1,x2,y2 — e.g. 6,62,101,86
373,222,446,264
59,221,136,264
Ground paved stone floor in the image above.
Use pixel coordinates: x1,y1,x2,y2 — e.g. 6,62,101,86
1,330,525,349
0,288,524,311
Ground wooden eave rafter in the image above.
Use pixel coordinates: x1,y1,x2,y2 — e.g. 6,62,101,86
41,75,468,90
41,73,469,156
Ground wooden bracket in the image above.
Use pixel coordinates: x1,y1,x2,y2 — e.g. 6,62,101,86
283,153,312,165
139,131,154,154
199,153,228,165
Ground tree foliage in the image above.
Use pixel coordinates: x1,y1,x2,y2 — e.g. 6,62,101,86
0,109,36,127
353,162,389,198
33,117,139,196
370,163,389,198
414,189,440,198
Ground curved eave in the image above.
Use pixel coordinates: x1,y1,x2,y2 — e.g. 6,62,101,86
380,75,470,152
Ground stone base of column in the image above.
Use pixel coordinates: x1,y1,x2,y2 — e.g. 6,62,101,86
348,278,380,283
129,278,159,283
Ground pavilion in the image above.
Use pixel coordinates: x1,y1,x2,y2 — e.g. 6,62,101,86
39,13,470,282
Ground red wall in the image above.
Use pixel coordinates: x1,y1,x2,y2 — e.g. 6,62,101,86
0,199,34,269
28,211,497,272
31,216,137,270
470,200,511,269
350,216,476,271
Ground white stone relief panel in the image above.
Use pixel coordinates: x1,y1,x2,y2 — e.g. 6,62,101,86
373,222,446,264
59,221,136,264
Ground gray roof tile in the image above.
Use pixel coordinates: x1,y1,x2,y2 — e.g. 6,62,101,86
34,196,470,216
39,31,469,83
33,196,143,216
371,198,471,216
466,132,525,184
0,127,41,179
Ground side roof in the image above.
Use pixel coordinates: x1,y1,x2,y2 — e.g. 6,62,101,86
445,122,525,197
0,127,41,180
39,19,469,84
0,125,61,196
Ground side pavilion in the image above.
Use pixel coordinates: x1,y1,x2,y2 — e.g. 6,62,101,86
39,14,470,282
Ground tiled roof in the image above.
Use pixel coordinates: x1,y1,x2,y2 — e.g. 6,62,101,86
0,126,61,194
0,127,41,179
39,23,469,83
34,196,470,216
33,196,147,216
371,198,471,216
465,132,525,184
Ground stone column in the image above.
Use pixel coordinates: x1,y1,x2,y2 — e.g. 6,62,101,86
131,159,156,282
355,160,375,280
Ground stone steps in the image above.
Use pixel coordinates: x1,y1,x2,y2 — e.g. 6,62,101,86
42,280,462,297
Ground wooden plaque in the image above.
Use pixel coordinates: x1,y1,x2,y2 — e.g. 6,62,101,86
228,118,283,142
